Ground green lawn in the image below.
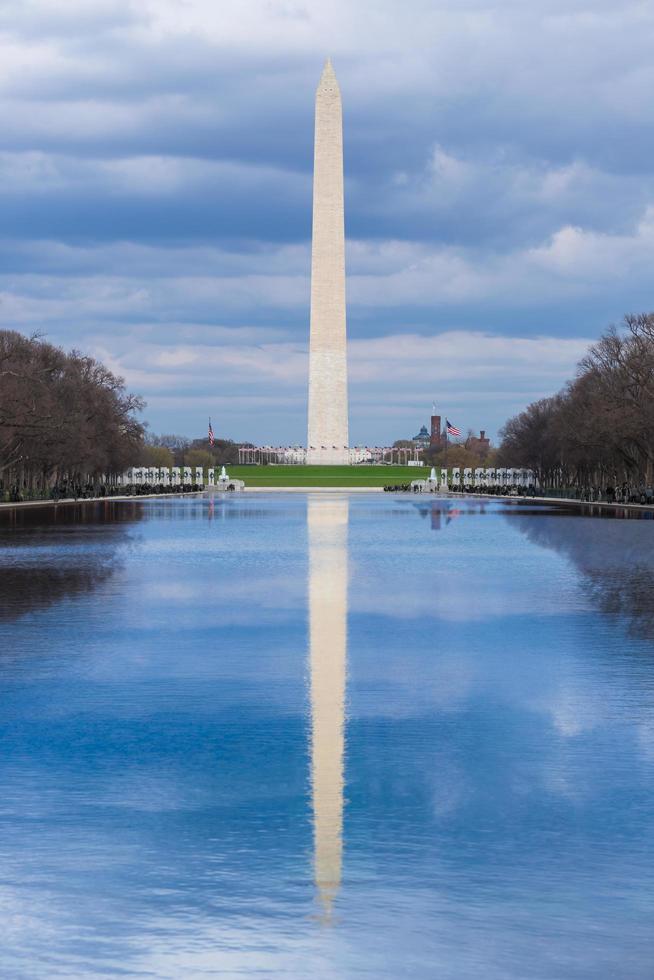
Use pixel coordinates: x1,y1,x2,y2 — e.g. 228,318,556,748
223,464,435,487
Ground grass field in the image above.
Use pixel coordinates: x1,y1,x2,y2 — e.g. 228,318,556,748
224,465,435,487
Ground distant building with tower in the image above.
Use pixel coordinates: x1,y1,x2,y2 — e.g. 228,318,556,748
403,412,444,450
412,425,430,447
402,414,492,457
430,413,443,449
466,430,491,457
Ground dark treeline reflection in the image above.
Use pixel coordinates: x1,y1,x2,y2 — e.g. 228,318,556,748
506,508,654,638
0,501,143,623
0,500,145,530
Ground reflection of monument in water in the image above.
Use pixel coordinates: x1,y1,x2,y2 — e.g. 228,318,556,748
307,497,348,914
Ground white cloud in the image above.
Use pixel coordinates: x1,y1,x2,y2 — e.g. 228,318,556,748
95,328,589,391
0,150,308,198
74,325,591,441
3,205,654,330
528,208,654,279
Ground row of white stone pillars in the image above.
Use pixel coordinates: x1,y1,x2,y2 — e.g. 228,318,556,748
117,467,227,487
413,467,536,489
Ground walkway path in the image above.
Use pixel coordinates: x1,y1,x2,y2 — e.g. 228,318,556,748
446,491,654,514
0,490,205,510
2,488,653,514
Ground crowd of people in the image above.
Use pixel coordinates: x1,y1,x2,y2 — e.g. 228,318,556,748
386,482,538,496
0,481,209,503
385,482,654,504
566,484,654,505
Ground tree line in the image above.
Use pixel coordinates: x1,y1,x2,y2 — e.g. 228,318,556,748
498,314,654,490
0,330,246,501
140,433,242,469
0,330,145,499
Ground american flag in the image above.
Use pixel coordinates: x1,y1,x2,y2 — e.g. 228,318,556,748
446,419,461,437
208,419,215,447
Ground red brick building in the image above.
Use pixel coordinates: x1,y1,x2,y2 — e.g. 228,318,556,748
465,429,491,457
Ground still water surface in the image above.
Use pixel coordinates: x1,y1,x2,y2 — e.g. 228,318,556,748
1,494,653,978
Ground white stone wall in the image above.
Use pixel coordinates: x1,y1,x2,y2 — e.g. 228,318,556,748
307,60,349,465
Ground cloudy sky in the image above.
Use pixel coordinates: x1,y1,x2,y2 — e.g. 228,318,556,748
2,0,653,444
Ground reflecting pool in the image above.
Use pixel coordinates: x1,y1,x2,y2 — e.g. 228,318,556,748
1,494,654,979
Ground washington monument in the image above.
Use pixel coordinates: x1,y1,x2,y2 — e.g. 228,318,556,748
307,60,349,465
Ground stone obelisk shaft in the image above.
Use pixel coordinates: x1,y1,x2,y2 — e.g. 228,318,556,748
307,60,349,465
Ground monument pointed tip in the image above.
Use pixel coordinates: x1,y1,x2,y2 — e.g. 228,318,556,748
318,57,338,88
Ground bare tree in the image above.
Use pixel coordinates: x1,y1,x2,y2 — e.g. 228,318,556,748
498,314,654,490
0,330,145,498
